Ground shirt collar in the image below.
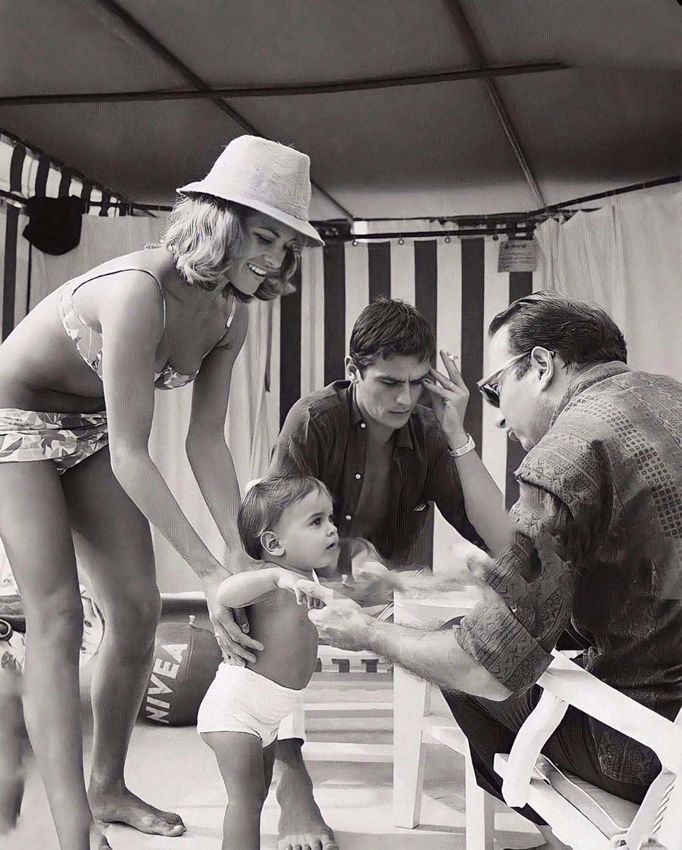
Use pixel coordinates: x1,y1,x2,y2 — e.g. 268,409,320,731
552,361,630,425
348,384,414,449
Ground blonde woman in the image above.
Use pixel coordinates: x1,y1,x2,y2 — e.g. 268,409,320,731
0,136,323,850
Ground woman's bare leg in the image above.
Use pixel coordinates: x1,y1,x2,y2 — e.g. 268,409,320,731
203,731,269,850
0,461,107,849
63,449,184,837
0,667,26,833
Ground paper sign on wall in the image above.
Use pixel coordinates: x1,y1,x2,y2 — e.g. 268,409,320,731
497,238,538,273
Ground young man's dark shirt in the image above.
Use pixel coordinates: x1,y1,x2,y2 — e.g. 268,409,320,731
269,380,481,568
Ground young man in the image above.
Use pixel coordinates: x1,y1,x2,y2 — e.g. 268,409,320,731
270,297,504,566
266,298,505,850
309,292,682,850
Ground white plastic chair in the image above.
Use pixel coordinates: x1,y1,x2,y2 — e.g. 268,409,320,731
393,590,494,850
494,650,682,850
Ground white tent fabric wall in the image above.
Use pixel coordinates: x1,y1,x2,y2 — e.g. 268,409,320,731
535,185,682,382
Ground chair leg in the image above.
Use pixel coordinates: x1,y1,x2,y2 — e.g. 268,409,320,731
465,741,495,850
394,666,430,828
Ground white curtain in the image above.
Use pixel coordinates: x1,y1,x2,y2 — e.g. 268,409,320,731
535,184,682,381
27,216,272,591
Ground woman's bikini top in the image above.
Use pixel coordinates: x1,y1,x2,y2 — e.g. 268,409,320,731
58,265,236,390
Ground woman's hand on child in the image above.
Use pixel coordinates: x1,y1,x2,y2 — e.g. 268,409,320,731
204,581,264,665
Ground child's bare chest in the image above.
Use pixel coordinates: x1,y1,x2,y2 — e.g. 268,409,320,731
245,590,319,690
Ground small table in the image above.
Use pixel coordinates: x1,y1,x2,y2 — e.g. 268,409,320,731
393,589,494,850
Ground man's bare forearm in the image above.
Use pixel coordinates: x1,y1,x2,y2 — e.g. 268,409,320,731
362,617,511,700
391,570,473,596
451,448,512,556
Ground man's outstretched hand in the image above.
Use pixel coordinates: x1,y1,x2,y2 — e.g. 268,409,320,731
307,598,372,651
346,559,397,605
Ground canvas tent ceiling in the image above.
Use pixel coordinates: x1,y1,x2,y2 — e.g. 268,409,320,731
0,0,680,219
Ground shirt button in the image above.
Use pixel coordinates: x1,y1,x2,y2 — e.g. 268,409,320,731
345,514,352,521
360,422,366,429
355,473,362,480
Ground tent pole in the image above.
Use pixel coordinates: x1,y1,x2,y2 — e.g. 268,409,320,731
0,62,568,106
445,0,546,208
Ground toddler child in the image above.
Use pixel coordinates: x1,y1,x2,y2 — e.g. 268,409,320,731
197,474,345,850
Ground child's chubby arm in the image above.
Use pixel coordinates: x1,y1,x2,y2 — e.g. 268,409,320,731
216,567,304,609
287,577,351,609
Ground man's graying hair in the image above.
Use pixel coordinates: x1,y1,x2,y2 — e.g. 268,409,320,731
489,291,627,374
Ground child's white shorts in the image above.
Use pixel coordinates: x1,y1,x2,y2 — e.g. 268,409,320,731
197,664,306,747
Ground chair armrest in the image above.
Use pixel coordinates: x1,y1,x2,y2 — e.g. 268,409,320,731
499,688,569,807
498,651,682,810
538,652,682,772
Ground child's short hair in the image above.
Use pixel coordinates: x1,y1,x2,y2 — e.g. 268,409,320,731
238,475,332,560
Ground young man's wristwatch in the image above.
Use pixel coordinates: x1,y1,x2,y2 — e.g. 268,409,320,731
449,433,476,458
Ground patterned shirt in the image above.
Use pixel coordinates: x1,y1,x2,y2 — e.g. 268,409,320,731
269,381,480,566
456,362,682,784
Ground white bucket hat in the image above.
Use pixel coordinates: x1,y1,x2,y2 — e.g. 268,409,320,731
178,135,324,246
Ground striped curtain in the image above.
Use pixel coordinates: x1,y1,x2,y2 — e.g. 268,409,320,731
265,233,539,567
1,132,124,339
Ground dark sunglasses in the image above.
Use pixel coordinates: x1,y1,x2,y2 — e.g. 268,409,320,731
476,351,531,408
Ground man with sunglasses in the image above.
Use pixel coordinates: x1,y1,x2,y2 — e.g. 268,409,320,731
309,292,682,850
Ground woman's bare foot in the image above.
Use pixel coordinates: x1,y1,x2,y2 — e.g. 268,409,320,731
89,786,185,837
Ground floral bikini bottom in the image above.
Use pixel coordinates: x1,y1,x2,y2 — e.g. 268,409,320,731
0,408,108,474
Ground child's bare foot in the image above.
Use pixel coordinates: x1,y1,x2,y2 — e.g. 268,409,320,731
91,825,112,849
276,769,337,850
89,787,185,837
277,814,338,850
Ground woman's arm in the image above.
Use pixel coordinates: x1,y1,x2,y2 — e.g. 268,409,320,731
99,274,224,580
97,275,261,658
186,302,249,553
